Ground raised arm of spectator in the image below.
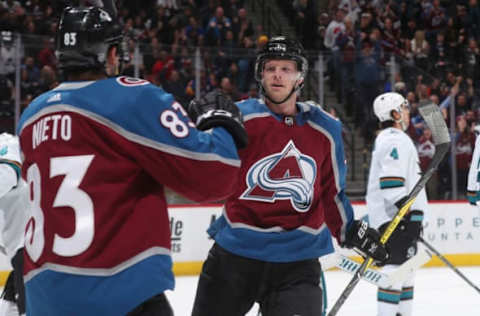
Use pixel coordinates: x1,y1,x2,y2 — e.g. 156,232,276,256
439,76,461,111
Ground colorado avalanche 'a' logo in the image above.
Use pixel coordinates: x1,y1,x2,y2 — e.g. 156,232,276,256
240,140,316,212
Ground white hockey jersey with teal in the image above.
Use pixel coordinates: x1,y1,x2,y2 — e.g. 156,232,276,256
0,133,29,261
467,135,480,204
366,128,428,229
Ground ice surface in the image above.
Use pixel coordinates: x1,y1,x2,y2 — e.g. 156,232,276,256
166,266,480,315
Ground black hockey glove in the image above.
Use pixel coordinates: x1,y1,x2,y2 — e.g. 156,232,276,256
405,210,424,240
343,220,389,264
187,90,248,149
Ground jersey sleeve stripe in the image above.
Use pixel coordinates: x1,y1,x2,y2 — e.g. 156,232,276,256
0,159,21,179
18,104,240,167
379,176,405,189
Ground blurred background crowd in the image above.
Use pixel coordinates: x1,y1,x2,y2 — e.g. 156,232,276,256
0,0,479,201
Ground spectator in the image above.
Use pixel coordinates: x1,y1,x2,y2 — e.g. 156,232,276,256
219,76,241,101
152,49,175,81
324,7,346,91
424,0,447,43
454,115,476,197
336,16,358,113
231,7,253,46
0,31,20,82
468,0,480,40
37,37,56,70
462,37,480,81
417,127,440,199
161,69,188,105
355,38,381,141
205,6,231,46
410,30,430,72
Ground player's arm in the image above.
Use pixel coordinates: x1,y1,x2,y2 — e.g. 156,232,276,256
467,136,480,205
0,164,17,199
0,133,21,199
128,88,245,202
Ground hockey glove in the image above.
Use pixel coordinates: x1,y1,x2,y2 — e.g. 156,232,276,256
187,90,248,149
405,210,424,240
467,191,480,205
343,220,389,264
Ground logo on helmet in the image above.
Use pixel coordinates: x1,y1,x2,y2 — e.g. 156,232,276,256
269,43,287,52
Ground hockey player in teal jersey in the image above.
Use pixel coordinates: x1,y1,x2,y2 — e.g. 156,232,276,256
467,125,480,204
0,133,28,316
366,92,427,316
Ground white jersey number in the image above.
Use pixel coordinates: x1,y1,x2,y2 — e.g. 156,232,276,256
25,155,95,262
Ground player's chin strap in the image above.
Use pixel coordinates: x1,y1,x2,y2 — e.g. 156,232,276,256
261,76,304,105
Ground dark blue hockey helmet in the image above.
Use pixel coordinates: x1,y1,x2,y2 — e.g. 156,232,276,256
254,36,308,83
55,6,125,72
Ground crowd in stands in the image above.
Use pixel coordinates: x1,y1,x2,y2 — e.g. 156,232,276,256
0,0,266,130
1,0,480,199
279,0,480,200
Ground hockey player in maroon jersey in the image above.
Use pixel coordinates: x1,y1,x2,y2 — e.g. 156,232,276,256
17,5,247,316
190,36,388,316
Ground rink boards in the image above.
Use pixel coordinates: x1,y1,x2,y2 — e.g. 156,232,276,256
0,201,478,285
167,201,480,275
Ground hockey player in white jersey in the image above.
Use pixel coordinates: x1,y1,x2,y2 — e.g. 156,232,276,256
366,92,428,316
0,133,29,316
467,125,480,205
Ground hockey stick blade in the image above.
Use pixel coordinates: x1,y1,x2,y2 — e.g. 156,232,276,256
419,236,480,294
325,245,432,289
328,101,451,316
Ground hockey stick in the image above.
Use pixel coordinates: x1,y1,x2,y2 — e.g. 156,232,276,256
322,245,431,288
321,253,390,287
327,101,451,316
419,236,480,294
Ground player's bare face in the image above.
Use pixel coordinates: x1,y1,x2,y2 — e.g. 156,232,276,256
262,60,299,108
401,104,410,129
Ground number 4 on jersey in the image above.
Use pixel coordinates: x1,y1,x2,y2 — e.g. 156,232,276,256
390,147,399,160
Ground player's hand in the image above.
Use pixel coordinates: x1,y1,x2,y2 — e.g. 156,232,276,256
343,220,389,264
187,90,248,149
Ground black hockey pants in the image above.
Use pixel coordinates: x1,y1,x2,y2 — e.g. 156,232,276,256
191,243,323,316
126,293,173,316
1,248,25,314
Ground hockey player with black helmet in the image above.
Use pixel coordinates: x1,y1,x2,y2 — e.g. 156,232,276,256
191,36,388,316
18,3,247,316
366,92,427,316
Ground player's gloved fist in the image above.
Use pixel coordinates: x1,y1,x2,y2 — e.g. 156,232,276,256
343,220,389,264
405,210,424,239
187,90,248,149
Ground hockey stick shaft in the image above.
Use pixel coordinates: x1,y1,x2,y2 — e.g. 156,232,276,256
327,198,416,316
328,102,451,316
419,236,480,294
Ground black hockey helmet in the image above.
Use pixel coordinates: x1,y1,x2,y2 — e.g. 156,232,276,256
56,6,124,72
254,36,308,83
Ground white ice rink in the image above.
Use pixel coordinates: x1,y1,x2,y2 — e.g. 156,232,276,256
166,266,480,315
